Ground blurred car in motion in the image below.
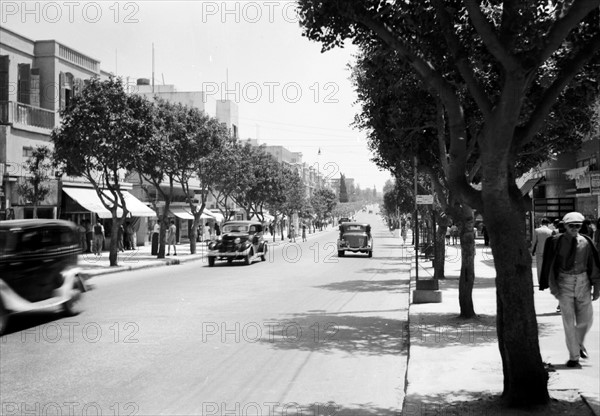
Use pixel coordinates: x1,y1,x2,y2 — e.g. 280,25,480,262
0,219,87,335
206,220,268,266
337,222,373,257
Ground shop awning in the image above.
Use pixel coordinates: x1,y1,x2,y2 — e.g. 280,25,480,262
63,187,156,218
519,176,544,196
170,206,216,220
208,210,224,222
564,166,589,180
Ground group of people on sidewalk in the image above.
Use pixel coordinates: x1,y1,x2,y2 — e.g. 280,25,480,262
533,212,600,368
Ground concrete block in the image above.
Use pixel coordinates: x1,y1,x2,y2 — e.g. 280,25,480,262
412,289,442,304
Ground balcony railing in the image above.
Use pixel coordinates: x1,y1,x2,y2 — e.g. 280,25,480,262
0,101,56,130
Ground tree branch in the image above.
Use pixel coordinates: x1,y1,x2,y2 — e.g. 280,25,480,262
517,33,600,147
432,0,493,118
463,0,521,71
534,0,600,66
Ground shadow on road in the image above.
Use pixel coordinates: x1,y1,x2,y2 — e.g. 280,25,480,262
260,312,408,356
315,279,409,293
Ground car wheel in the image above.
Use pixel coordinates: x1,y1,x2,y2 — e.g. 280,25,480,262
245,249,253,265
208,256,215,267
0,298,8,336
227,258,233,264
338,250,344,257
368,251,373,258
261,244,268,261
63,276,85,317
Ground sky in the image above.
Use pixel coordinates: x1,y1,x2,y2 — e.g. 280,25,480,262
2,0,393,191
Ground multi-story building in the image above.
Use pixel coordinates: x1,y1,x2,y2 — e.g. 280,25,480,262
1,27,155,245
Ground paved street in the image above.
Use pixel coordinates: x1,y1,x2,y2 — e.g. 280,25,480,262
1,212,409,415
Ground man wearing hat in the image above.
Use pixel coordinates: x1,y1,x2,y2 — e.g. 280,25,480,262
540,212,600,368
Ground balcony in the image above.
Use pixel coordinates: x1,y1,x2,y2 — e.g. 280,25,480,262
0,101,56,131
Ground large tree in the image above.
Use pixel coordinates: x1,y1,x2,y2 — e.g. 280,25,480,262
53,76,154,266
297,0,600,406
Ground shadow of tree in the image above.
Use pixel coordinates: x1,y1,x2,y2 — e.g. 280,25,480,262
438,276,497,289
260,312,408,356
316,279,409,293
272,401,400,415
403,390,593,416
408,312,555,348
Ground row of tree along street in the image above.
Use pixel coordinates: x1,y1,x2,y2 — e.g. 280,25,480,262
31,76,379,267
296,0,600,408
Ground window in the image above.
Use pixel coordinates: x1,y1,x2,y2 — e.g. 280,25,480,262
22,147,33,157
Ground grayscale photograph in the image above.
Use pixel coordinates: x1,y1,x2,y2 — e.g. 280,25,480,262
1,1,599,415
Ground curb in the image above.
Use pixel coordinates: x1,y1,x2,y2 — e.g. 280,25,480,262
79,254,203,280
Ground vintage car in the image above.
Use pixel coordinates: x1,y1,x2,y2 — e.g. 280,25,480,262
207,220,268,266
0,219,87,335
339,217,351,224
337,222,373,257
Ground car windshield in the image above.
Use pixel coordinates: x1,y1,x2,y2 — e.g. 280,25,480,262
222,223,250,233
343,225,366,232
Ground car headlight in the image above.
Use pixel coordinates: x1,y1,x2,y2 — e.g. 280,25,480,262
208,242,216,250
234,237,241,244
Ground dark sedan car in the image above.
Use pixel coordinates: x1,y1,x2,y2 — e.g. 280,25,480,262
206,220,268,266
0,219,87,335
337,222,373,257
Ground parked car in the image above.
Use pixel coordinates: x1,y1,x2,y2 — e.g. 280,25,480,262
206,220,268,266
0,219,87,335
337,222,373,257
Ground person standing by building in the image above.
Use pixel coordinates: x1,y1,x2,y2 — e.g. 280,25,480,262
540,212,600,368
151,220,160,255
77,221,87,252
84,219,93,253
92,220,104,256
532,218,553,285
166,220,177,256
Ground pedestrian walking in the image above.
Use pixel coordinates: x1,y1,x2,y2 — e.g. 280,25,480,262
117,223,125,252
532,218,553,285
450,224,459,245
482,224,489,246
594,218,600,249
302,224,307,242
151,221,160,255
92,220,104,256
84,219,93,253
125,221,135,250
77,221,87,252
203,222,211,243
166,220,177,256
288,225,296,243
540,211,600,368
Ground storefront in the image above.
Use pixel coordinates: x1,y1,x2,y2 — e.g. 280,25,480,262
61,185,156,246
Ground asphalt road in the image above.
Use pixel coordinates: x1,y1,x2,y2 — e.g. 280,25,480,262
0,210,410,416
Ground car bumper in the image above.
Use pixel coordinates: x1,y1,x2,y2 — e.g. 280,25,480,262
0,267,83,313
207,247,251,258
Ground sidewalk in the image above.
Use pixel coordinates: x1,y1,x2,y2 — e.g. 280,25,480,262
77,228,332,279
403,242,600,415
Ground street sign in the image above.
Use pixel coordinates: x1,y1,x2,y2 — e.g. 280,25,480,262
416,195,434,205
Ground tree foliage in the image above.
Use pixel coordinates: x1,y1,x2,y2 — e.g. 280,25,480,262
17,146,52,218
52,75,154,266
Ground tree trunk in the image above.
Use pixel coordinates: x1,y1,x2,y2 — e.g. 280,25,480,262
434,211,448,279
482,167,548,405
109,218,120,266
157,212,168,259
454,204,476,318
